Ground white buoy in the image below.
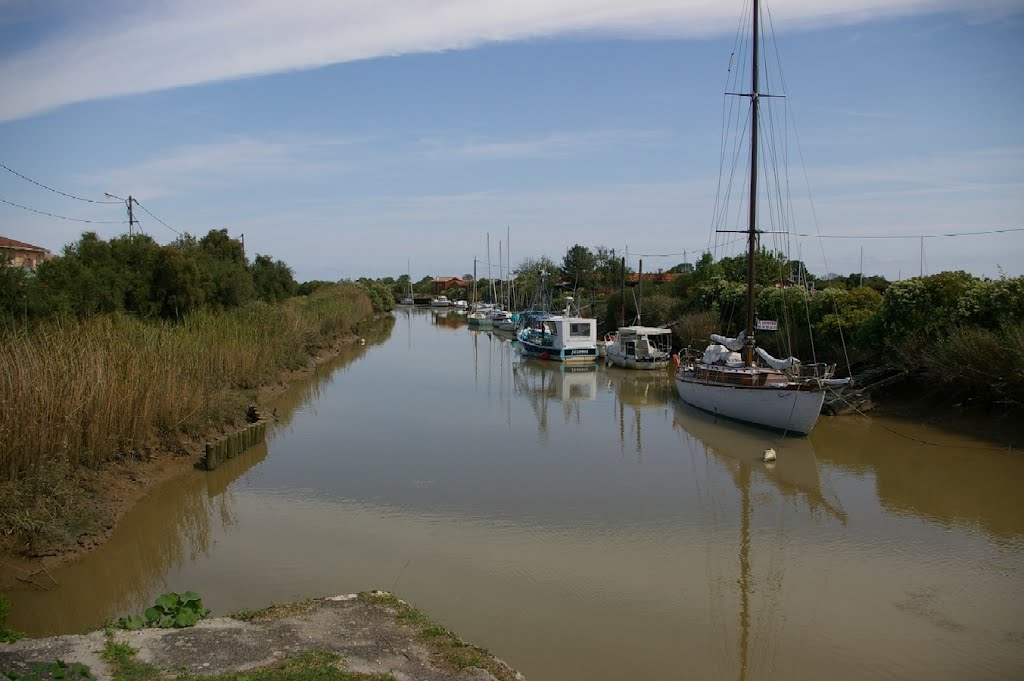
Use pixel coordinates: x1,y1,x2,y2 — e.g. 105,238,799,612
762,447,777,462
358,338,366,345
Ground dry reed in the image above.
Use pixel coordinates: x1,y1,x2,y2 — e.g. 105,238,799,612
0,284,373,485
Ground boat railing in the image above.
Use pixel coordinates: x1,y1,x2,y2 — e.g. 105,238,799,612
791,362,836,381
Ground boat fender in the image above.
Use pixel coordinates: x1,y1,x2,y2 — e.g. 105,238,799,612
762,448,777,462
541,351,550,360
672,353,681,368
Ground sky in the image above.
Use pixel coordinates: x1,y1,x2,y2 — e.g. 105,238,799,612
1,0,1022,283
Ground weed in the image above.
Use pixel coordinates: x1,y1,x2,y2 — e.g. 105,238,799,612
114,591,210,630
101,639,159,681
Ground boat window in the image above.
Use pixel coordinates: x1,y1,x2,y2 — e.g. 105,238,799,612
543,321,557,335
569,322,591,337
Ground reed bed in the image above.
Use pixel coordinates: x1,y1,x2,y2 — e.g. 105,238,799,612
0,283,373,487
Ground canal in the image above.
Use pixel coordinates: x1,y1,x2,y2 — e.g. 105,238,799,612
8,307,1024,680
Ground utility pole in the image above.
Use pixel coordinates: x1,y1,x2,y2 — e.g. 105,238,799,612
105,192,137,241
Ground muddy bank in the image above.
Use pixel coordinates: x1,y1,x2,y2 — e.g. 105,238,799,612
0,316,392,592
0,592,523,681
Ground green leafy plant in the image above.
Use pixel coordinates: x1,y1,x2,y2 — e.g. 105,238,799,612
115,591,210,630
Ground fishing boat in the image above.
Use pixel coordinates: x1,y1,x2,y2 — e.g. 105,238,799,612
430,295,451,307
517,296,598,363
605,326,673,370
673,0,847,435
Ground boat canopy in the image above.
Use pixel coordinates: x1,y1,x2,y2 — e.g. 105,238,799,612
617,326,673,337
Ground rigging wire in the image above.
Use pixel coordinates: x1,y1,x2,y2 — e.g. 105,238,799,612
0,196,127,224
0,162,122,204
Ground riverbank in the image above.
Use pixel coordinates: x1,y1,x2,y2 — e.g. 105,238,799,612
0,592,524,681
0,290,391,591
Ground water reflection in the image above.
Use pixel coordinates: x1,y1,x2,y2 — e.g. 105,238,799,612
431,309,467,329
513,360,596,436
673,403,846,523
6,311,1024,681
599,368,673,455
814,415,1024,539
671,402,847,681
5,317,395,635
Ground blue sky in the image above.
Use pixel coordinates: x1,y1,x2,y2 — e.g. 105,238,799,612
1,0,1022,283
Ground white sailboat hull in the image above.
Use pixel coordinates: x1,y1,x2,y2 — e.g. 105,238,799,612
674,373,825,435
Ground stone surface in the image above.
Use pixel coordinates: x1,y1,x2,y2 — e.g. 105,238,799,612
0,594,523,681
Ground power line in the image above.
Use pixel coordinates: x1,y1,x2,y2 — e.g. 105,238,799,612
0,162,122,204
629,227,1024,259
0,196,127,224
133,199,181,236
795,227,1024,240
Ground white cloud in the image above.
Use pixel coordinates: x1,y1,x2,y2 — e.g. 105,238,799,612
1,0,1020,122
418,128,666,159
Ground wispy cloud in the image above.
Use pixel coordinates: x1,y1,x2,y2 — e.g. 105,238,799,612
418,128,666,159
1,0,1020,122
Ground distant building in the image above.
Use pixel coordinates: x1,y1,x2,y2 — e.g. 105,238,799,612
625,272,679,285
432,276,468,294
0,236,54,270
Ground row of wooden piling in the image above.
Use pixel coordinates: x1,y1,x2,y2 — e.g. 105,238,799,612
204,418,268,471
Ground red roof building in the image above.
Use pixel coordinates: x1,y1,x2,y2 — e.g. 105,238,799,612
0,236,54,270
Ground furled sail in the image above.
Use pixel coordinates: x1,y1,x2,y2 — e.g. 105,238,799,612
702,344,743,366
709,330,746,352
755,347,798,371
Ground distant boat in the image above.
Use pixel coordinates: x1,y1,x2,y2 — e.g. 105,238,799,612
452,299,469,310
674,0,847,435
430,295,451,307
605,326,673,371
517,296,598,364
399,260,414,305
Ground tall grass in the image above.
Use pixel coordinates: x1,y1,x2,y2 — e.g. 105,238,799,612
0,283,374,484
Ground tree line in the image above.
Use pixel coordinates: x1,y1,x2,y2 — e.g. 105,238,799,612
382,242,1024,410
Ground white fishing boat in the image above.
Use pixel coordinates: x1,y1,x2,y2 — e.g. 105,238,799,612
605,326,673,371
517,296,598,364
430,295,451,307
673,0,847,435
452,299,469,311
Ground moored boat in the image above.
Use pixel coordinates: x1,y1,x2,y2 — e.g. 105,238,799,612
605,326,673,370
672,0,847,435
517,297,597,363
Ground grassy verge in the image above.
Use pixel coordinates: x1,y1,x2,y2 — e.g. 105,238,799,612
0,284,377,550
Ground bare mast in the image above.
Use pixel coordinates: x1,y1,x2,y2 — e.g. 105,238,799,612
744,0,760,367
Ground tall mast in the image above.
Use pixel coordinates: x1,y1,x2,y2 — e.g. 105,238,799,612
744,0,760,366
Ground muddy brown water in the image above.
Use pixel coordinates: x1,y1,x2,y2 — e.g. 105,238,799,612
8,308,1024,681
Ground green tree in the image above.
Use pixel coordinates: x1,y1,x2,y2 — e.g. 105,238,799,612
151,246,204,318
250,254,298,303
196,229,254,309
0,255,27,320
561,244,597,291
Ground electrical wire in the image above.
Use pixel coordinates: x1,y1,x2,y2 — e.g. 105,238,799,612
133,199,182,236
0,196,127,224
0,162,121,204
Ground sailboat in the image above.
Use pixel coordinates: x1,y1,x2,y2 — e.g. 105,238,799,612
673,0,847,435
399,260,414,306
